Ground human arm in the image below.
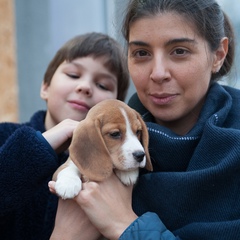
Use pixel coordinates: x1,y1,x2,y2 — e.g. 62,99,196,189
119,212,180,240
75,173,180,240
0,126,58,213
50,198,101,240
49,173,180,240
48,173,136,240
0,119,78,214
75,173,137,240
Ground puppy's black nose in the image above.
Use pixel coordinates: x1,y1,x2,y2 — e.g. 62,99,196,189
133,151,145,162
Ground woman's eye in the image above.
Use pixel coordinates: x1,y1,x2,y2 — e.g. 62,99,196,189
173,48,188,56
133,50,150,58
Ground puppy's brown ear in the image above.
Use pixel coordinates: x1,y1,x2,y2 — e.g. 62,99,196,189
137,112,153,171
69,117,113,181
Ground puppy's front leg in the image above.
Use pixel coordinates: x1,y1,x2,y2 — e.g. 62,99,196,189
54,158,82,199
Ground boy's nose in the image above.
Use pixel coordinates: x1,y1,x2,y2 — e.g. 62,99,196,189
76,80,92,96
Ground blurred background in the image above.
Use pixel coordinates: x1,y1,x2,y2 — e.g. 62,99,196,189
0,0,239,122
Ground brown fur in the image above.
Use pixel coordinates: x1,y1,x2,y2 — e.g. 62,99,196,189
53,99,152,182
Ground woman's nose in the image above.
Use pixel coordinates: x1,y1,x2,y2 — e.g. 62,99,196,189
150,55,171,83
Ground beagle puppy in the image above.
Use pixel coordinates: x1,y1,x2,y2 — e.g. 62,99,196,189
52,99,152,199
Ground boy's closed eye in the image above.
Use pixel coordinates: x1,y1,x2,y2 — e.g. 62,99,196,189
96,82,109,90
66,73,80,79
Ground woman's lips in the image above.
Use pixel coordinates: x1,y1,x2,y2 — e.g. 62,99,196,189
149,93,178,105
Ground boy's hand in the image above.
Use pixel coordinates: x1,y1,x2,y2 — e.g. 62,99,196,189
42,119,79,153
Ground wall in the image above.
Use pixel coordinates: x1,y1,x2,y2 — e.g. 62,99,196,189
0,0,18,122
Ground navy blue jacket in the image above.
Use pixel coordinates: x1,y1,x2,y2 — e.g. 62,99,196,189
122,83,240,239
0,111,68,240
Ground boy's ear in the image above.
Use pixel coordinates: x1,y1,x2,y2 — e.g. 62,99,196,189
40,81,49,100
212,37,229,73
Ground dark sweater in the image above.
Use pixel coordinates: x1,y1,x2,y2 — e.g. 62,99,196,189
126,83,240,239
0,111,68,240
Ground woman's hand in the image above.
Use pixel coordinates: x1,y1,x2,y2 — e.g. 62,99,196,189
76,173,138,240
42,119,79,153
50,198,101,240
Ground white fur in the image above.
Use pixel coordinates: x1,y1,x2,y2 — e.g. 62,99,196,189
115,169,139,186
55,161,82,199
120,108,146,169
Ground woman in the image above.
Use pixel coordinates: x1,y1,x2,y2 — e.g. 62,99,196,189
51,1,240,239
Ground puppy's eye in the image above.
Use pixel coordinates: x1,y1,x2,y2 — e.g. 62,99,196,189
109,131,121,139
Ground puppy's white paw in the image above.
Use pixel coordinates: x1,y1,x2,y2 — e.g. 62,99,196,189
55,174,82,199
54,162,82,199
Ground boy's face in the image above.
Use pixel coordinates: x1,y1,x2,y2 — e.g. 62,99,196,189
41,56,118,129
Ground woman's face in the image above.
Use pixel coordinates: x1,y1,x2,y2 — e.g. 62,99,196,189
128,12,225,135
41,56,118,129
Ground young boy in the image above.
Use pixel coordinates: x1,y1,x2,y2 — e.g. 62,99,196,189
0,32,129,240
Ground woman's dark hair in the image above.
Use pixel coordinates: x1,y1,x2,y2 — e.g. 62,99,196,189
43,32,129,101
122,0,235,81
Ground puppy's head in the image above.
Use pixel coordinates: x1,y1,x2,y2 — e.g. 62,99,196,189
69,99,152,181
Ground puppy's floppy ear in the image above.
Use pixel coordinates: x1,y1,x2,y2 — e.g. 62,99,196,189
69,116,113,181
136,111,153,171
